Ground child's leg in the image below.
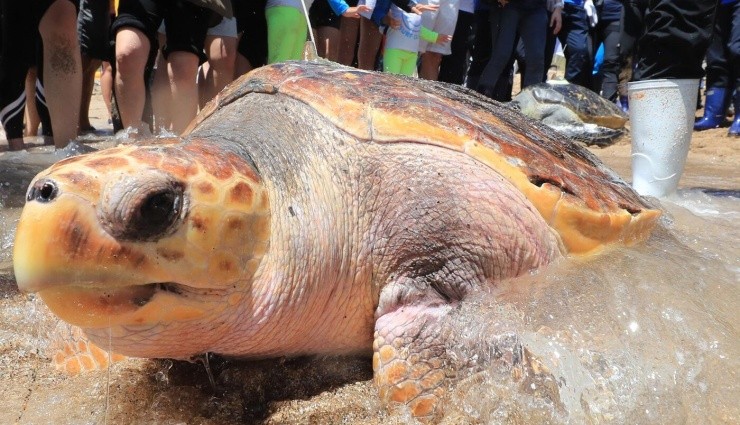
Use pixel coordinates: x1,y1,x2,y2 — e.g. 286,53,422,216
400,51,419,76
384,48,404,74
385,49,419,76
266,6,308,63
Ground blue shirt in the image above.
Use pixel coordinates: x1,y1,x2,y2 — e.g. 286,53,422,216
564,0,583,6
328,0,350,15
371,0,418,26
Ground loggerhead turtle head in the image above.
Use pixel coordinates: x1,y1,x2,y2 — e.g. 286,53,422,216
13,138,270,357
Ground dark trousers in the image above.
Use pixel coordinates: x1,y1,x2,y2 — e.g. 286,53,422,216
543,10,557,81
478,5,547,91
557,2,592,88
439,10,475,85
631,0,719,80
704,1,740,91
619,0,647,60
466,6,512,99
594,19,622,100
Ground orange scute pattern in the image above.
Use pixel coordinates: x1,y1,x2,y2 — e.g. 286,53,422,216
199,63,661,254
14,139,271,328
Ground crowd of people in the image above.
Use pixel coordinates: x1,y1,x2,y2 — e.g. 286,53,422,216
0,0,734,153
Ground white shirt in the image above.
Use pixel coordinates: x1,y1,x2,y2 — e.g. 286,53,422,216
385,6,426,52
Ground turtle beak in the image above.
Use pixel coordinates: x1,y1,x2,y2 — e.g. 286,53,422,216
13,189,112,293
14,173,212,329
14,192,154,292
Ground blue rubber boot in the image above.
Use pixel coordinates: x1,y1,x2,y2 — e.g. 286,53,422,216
618,95,629,113
729,90,740,137
694,87,728,131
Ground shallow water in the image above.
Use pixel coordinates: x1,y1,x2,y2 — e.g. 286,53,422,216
0,181,737,423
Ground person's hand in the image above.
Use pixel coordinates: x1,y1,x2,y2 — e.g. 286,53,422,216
410,4,439,14
382,13,401,29
342,5,372,17
550,7,562,34
498,0,509,6
436,33,452,44
584,0,598,27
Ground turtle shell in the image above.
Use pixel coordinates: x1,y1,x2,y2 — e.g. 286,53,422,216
187,61,660,254
524,82,628,129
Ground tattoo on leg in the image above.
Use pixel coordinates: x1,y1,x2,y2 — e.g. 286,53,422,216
49,40,77,76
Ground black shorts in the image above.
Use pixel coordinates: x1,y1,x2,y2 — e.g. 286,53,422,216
0,0,76,66
0,0,72,139
309,0,341,30
112,0,217,60
234,0,267,68
77,0,112,61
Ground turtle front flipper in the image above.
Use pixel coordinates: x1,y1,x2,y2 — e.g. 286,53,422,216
49,322,127,374
373,300,546,421
373,305,451,419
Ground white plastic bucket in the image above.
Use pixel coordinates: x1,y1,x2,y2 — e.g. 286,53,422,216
628,78,699,197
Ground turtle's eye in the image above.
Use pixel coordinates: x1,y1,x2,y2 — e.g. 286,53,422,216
99,172,186,242
134,189,182,239
28,179,59,203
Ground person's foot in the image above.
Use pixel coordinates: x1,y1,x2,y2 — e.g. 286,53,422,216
79,125,97,135
8,138,25,151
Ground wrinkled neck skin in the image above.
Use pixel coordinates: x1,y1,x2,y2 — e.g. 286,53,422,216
89,95,380,359
89,93,563,360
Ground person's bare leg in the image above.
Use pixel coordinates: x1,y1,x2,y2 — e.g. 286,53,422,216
79,54,101,132
314,27,340,62
338,16,360,66
202,34,237,106
235,53,255,78
358,17,382,70
23,68,40,136
419,52,443,80
7,138,25,151
100,61,113,121
151,45,173,132
38,0,81,148
114,27,150,130
167,51,199,134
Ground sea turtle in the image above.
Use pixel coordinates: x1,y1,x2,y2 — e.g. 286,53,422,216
13,61,660,420
0,141,97,208
511,81,629,147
